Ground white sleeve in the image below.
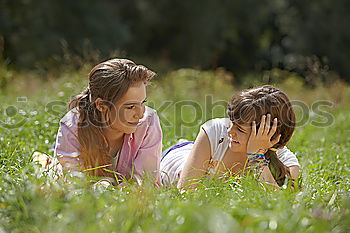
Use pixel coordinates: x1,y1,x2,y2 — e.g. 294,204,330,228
201,119,217,156
200,118,227,156
276,146,300,167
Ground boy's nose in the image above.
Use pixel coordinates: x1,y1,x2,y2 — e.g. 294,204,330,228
227,126,236,136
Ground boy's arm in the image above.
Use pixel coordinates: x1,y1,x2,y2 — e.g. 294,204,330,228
259,166,279,187
177,129,211,190
289,165,300,179
259,165,300,188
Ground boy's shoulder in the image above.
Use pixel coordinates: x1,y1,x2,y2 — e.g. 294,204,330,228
202,118,231,131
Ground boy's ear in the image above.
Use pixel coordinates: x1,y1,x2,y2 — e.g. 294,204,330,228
95,98,107,112
271,132,285,148
277,141,286,148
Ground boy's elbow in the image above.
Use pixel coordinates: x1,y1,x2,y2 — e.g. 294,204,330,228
288,165,300,179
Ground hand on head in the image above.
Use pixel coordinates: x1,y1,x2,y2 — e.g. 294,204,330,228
246,114,281,155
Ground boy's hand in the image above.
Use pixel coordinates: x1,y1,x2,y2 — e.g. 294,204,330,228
246,114,281,155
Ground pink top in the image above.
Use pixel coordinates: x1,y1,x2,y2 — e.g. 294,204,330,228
54,106,163,181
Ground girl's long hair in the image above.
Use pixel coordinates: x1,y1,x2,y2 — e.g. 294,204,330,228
227,85,296,186
68,58,155,177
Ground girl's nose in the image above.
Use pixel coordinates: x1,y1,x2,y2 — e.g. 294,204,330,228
135,106,145,119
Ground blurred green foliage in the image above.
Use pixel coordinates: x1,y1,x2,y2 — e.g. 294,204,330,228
0,0,349,83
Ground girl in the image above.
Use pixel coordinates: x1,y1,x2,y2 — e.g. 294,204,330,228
54,58,162,185
160,85,300,189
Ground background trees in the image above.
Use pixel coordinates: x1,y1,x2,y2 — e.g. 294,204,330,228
1,0,349,83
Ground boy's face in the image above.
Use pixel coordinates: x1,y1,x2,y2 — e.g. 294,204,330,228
227,121,252,153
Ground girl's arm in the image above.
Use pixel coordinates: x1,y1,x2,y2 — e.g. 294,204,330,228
177,129,211,190
54,122,82,172
133,111,163,185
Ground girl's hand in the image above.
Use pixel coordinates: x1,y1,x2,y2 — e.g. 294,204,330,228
246,114,281,155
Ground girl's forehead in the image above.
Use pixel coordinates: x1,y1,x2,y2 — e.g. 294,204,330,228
117,82,147,104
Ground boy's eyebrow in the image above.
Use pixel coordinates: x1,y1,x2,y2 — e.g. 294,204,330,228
236,124,247,132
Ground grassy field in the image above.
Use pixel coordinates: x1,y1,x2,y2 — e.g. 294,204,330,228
0,66,349,233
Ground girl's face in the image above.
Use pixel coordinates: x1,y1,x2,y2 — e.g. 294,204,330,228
227,121,252,153
108,82,147,134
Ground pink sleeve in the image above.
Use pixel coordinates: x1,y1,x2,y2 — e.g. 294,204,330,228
133,112,162,183
54,122,82,171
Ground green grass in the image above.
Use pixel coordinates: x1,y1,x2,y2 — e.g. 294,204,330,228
0,68,349,233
